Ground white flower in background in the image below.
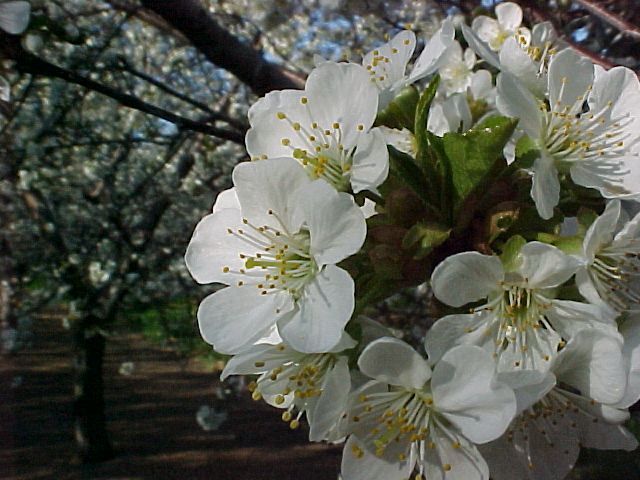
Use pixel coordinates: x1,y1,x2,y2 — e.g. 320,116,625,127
575,200,640,313
464,19,558,98
361,30,417,109
480,328,638,480
438,41,476,94
341,337,516,480
0,76,10,102
427,241,616,373
245,62,388,193
428,94,472,135
88,261,111,285
118,361,135,376
471,2,530,52
497,48,640,219
185,158,366,354
0,1,30,35
222,336,353,441
361,21,455,109
196,405,228,431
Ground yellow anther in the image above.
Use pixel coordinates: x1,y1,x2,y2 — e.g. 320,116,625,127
282,411,292,422
443,464,452,471
289,419,300,430
254,361,265,367
251,390,262,401
351,444,364,458
300,97,308,104
277,112,286,119
281,138,291,146
275,395,285,405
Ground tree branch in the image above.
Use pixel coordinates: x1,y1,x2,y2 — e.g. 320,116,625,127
0,35,246,144
573,0,640,40
138,0,306,95
115,57,248,131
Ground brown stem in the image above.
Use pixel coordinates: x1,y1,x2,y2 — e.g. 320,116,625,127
573,0,640,39
0,35,246,144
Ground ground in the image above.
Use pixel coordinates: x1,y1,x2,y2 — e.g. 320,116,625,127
0,316,342,480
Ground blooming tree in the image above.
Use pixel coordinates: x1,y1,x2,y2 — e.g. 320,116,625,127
186,3,640,479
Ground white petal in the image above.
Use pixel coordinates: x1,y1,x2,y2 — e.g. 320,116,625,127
289,179,366,266
245,90,311,159
546,299,618,340
431,252,503,307
469,69,494,101
496,2,523,31
580,422,638,451
350,128,389,193
496,71,542,138
499,37,544,96
425,311,492,364
582,200,621,259
471,16,500,46
341,436,412,480
591,66,640,139
184,210,247,284
408,19,455,83
575,267,607,307
221,343,293,380
278,265,354,353
463,23,500,68
211,188,240,213
0,1,30,35
307,62,379,148
548,49,593,114
309,356,350,441
358,337,431,390
432,345,516,444
554,329,626,404
198,287,292,354
422,423,489,480
616,316,640,408
480,412,579,480
233,157,310,228
531,152,560,220
517,242,578,288
499,370,556,413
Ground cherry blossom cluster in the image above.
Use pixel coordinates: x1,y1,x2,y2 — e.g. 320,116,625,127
186,4,640,479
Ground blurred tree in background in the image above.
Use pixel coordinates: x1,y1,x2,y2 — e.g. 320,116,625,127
0,0,638,464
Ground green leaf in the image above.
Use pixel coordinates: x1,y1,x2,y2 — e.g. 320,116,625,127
414,75,440,164
500,235,527,272
514,134,540,169
402,221,451,259
443,116,518,217
375,86,419,131
387,146,429,203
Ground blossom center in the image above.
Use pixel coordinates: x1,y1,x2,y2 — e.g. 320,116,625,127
350,387,458,475
590,250,640,312
273,108,363,191
539,87,632,191
223,211,317,300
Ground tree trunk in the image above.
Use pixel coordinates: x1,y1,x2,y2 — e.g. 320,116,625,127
73,322,115,463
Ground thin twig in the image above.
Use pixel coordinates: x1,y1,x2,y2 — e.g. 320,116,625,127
573,0,640,39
